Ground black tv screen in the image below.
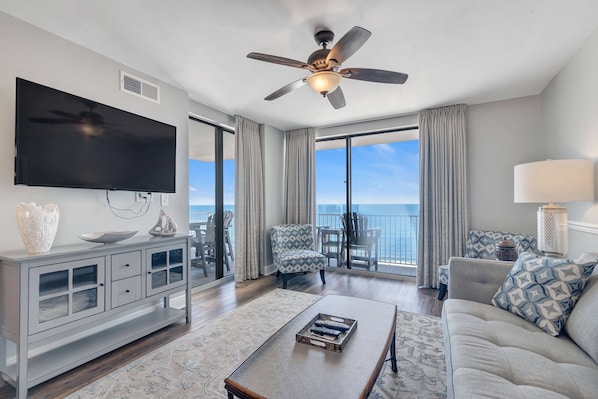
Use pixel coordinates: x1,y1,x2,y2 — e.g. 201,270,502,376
14,78,176,193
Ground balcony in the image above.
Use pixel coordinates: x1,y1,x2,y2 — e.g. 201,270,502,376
189,209,235,287
317,212,418,276
189,209,418,281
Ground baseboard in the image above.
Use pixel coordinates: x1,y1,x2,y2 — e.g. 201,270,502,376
264,263,277,276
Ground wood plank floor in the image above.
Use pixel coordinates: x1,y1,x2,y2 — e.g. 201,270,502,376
0,269,443,399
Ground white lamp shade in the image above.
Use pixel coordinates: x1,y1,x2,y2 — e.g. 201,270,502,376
514,159,594,203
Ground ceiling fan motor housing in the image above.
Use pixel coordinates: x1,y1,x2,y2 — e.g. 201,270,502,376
308,48,331,70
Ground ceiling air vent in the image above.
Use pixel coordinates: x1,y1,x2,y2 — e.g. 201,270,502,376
120,71,160,103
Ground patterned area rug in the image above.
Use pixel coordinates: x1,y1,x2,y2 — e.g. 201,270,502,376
65,289,445,398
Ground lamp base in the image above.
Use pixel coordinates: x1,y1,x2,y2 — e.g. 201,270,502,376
537,204,567,257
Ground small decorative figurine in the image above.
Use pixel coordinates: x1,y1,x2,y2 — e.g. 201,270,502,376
149,208,178,236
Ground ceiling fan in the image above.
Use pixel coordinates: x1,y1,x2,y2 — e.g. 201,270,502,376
29,99,133,139
247,26,408,109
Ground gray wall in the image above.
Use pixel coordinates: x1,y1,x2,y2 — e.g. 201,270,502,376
467,96,541,235
0,12,190,252
464,26,598,258
541,27,598,257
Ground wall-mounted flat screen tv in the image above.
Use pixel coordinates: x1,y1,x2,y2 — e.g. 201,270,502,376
14,78,176,193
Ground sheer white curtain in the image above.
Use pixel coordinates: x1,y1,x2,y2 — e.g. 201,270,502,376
283,127,316,225
417,104,469,288
234,115,265,282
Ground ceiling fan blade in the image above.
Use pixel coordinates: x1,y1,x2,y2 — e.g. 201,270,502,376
264,78,307,101
327,86,346,109
340,68,408,84
50,110,80,119
326,26,371,65
247,52,310,70
28,117,78,124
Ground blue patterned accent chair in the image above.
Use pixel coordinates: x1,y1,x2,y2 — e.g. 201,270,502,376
271,224,327,289
437,230,538,300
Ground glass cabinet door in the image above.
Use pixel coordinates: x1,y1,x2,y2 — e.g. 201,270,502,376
30,257,105,333
147,245,186,296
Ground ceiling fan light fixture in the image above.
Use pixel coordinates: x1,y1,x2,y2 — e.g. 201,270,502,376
306,71,341,97
80,123,104,136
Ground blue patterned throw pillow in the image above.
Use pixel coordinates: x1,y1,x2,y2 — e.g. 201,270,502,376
491,252,597,336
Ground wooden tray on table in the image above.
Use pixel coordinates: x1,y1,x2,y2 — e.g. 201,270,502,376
296,313,357,352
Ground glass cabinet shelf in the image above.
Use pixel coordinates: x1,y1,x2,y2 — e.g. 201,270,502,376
73,265,98,288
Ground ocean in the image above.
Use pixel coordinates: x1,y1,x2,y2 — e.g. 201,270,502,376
189,204,235,222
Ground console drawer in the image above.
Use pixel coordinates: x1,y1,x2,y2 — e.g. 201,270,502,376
111,251,142,280
111,276,142,307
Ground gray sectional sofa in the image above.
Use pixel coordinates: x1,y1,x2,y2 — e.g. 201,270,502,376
442,256,598,399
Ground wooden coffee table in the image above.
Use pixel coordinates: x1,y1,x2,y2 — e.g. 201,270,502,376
224,294,397,399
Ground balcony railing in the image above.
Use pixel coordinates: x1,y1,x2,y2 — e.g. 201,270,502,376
191,210,418,267
317,213,419,266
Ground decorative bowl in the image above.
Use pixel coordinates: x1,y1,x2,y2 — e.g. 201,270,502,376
78,230,138,244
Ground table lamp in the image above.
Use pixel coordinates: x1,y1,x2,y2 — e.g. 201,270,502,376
514,159,594,256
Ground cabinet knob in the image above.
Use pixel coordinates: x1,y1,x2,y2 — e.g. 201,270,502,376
125,289,131,293
125,264,130,267
99,283,104,287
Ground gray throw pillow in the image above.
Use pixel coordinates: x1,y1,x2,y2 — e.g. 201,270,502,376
491,252,597,336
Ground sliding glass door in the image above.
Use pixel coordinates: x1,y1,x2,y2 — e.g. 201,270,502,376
188,117,235,287
316,129,419,276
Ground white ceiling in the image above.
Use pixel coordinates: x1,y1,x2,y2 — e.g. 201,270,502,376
2,0,598,131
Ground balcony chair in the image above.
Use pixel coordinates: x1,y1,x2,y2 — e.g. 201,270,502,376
437,230,538,300
341,212,380,271
270,224,326,289
190,214,232,277
223,210,234,262
320,227,343,266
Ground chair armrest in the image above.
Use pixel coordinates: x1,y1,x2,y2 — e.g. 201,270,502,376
447,257,514,304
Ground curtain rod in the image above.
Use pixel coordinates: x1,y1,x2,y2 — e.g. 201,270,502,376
316,125,418,142
189,114,234,133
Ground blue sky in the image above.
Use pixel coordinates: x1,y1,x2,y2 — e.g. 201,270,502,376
189,139,419,206
189,160,235,205
316,140,419,205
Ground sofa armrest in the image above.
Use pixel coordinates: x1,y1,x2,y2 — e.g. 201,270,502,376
447,257,514,304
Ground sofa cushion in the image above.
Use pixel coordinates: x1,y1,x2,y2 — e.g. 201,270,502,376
276,249,326,274
566,254,598,363
443,299,598,399
491,252,597,336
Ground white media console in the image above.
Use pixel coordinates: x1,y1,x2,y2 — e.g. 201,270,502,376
0,235,191,399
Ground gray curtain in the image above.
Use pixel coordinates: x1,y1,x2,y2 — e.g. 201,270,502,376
283,127,316,225
417,104,469,288
234,115,265,282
